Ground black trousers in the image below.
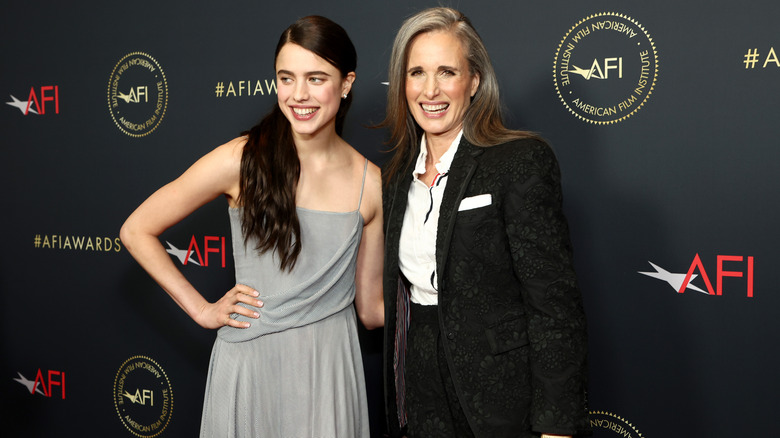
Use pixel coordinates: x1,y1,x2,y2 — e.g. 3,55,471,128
405,302,474,438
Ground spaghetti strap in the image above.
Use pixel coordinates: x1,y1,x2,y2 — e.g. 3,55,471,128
357,158,368,211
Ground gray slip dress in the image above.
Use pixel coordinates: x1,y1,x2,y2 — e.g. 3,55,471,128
200,160,369,438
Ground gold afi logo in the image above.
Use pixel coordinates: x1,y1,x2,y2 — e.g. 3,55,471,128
553,12,658,125
117,87,149,104
114,356,173,438
107,52,168,137
567,58,623,81
122,388,155,405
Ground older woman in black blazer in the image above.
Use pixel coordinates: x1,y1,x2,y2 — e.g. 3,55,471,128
380,7,590,438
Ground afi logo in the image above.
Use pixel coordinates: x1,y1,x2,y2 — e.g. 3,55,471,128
117,86,148,103
640,254,755,297
568,58,623,80
13,369,66,398
6,86,60,115
165,235,227,268
123,388,154,406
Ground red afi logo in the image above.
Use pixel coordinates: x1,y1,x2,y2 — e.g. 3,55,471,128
14,369,66,398
165,236,227,268
6,86,60,115
640,254,754,297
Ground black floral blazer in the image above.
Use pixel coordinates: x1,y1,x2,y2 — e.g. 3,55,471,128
382,137,590,438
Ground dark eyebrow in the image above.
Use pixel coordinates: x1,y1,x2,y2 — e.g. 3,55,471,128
406,65,461,73
276,69,332,77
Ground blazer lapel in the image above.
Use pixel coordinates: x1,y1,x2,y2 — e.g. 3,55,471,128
435,138,484,290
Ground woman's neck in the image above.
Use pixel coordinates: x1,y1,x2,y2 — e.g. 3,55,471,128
424,130,460,167
293,128,343,162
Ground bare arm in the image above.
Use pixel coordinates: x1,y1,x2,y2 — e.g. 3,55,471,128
354,162,384,330
120,138,263,329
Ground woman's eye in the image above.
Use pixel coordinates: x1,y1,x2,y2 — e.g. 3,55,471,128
309,77,324,84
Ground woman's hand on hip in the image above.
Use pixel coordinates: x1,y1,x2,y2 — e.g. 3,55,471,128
195,284,263,329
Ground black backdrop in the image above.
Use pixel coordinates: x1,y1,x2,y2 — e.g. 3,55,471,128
3,1,779,436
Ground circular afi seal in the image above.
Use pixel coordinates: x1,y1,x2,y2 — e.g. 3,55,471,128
114,356,173,437
590,410,644,437
553,12,658,124
107,52,168,137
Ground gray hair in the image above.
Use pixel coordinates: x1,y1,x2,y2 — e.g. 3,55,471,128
382,7,537,184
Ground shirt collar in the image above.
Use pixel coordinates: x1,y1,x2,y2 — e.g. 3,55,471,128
412,130,463,178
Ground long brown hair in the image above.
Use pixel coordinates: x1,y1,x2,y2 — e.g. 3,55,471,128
380,7,539,185
239,16,357,270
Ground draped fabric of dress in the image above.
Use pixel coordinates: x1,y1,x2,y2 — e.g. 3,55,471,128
200,161,369,438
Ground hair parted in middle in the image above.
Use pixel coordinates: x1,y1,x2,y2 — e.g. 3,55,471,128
380,7,538,185
239,15,357,271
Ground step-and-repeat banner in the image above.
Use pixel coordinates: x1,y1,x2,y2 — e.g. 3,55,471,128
3,1,778,436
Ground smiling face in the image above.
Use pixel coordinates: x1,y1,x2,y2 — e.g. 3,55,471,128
405,30,480,149
276,43,354,140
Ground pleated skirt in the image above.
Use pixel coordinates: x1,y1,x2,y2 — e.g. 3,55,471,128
200,306,369,438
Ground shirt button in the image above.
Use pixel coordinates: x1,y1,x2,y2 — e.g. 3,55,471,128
446,332,455,340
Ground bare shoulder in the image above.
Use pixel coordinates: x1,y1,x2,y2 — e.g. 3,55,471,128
349,150,382,225
364,159,382,194
352,150,381,181
182,137,247,205
197,137,246,178
362,158,382,200
211,136,246,165
341,142,381,222
346,144,381,189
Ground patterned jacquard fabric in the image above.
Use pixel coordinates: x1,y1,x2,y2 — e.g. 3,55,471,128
383,137,590,438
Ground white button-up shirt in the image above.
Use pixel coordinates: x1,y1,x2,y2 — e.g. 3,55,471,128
398,131,463,305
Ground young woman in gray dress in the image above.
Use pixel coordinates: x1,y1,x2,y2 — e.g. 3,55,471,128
120,16,383,437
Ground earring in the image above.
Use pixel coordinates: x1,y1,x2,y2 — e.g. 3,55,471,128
342,93,348,99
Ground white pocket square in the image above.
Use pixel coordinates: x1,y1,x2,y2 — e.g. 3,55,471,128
458,194,492,211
